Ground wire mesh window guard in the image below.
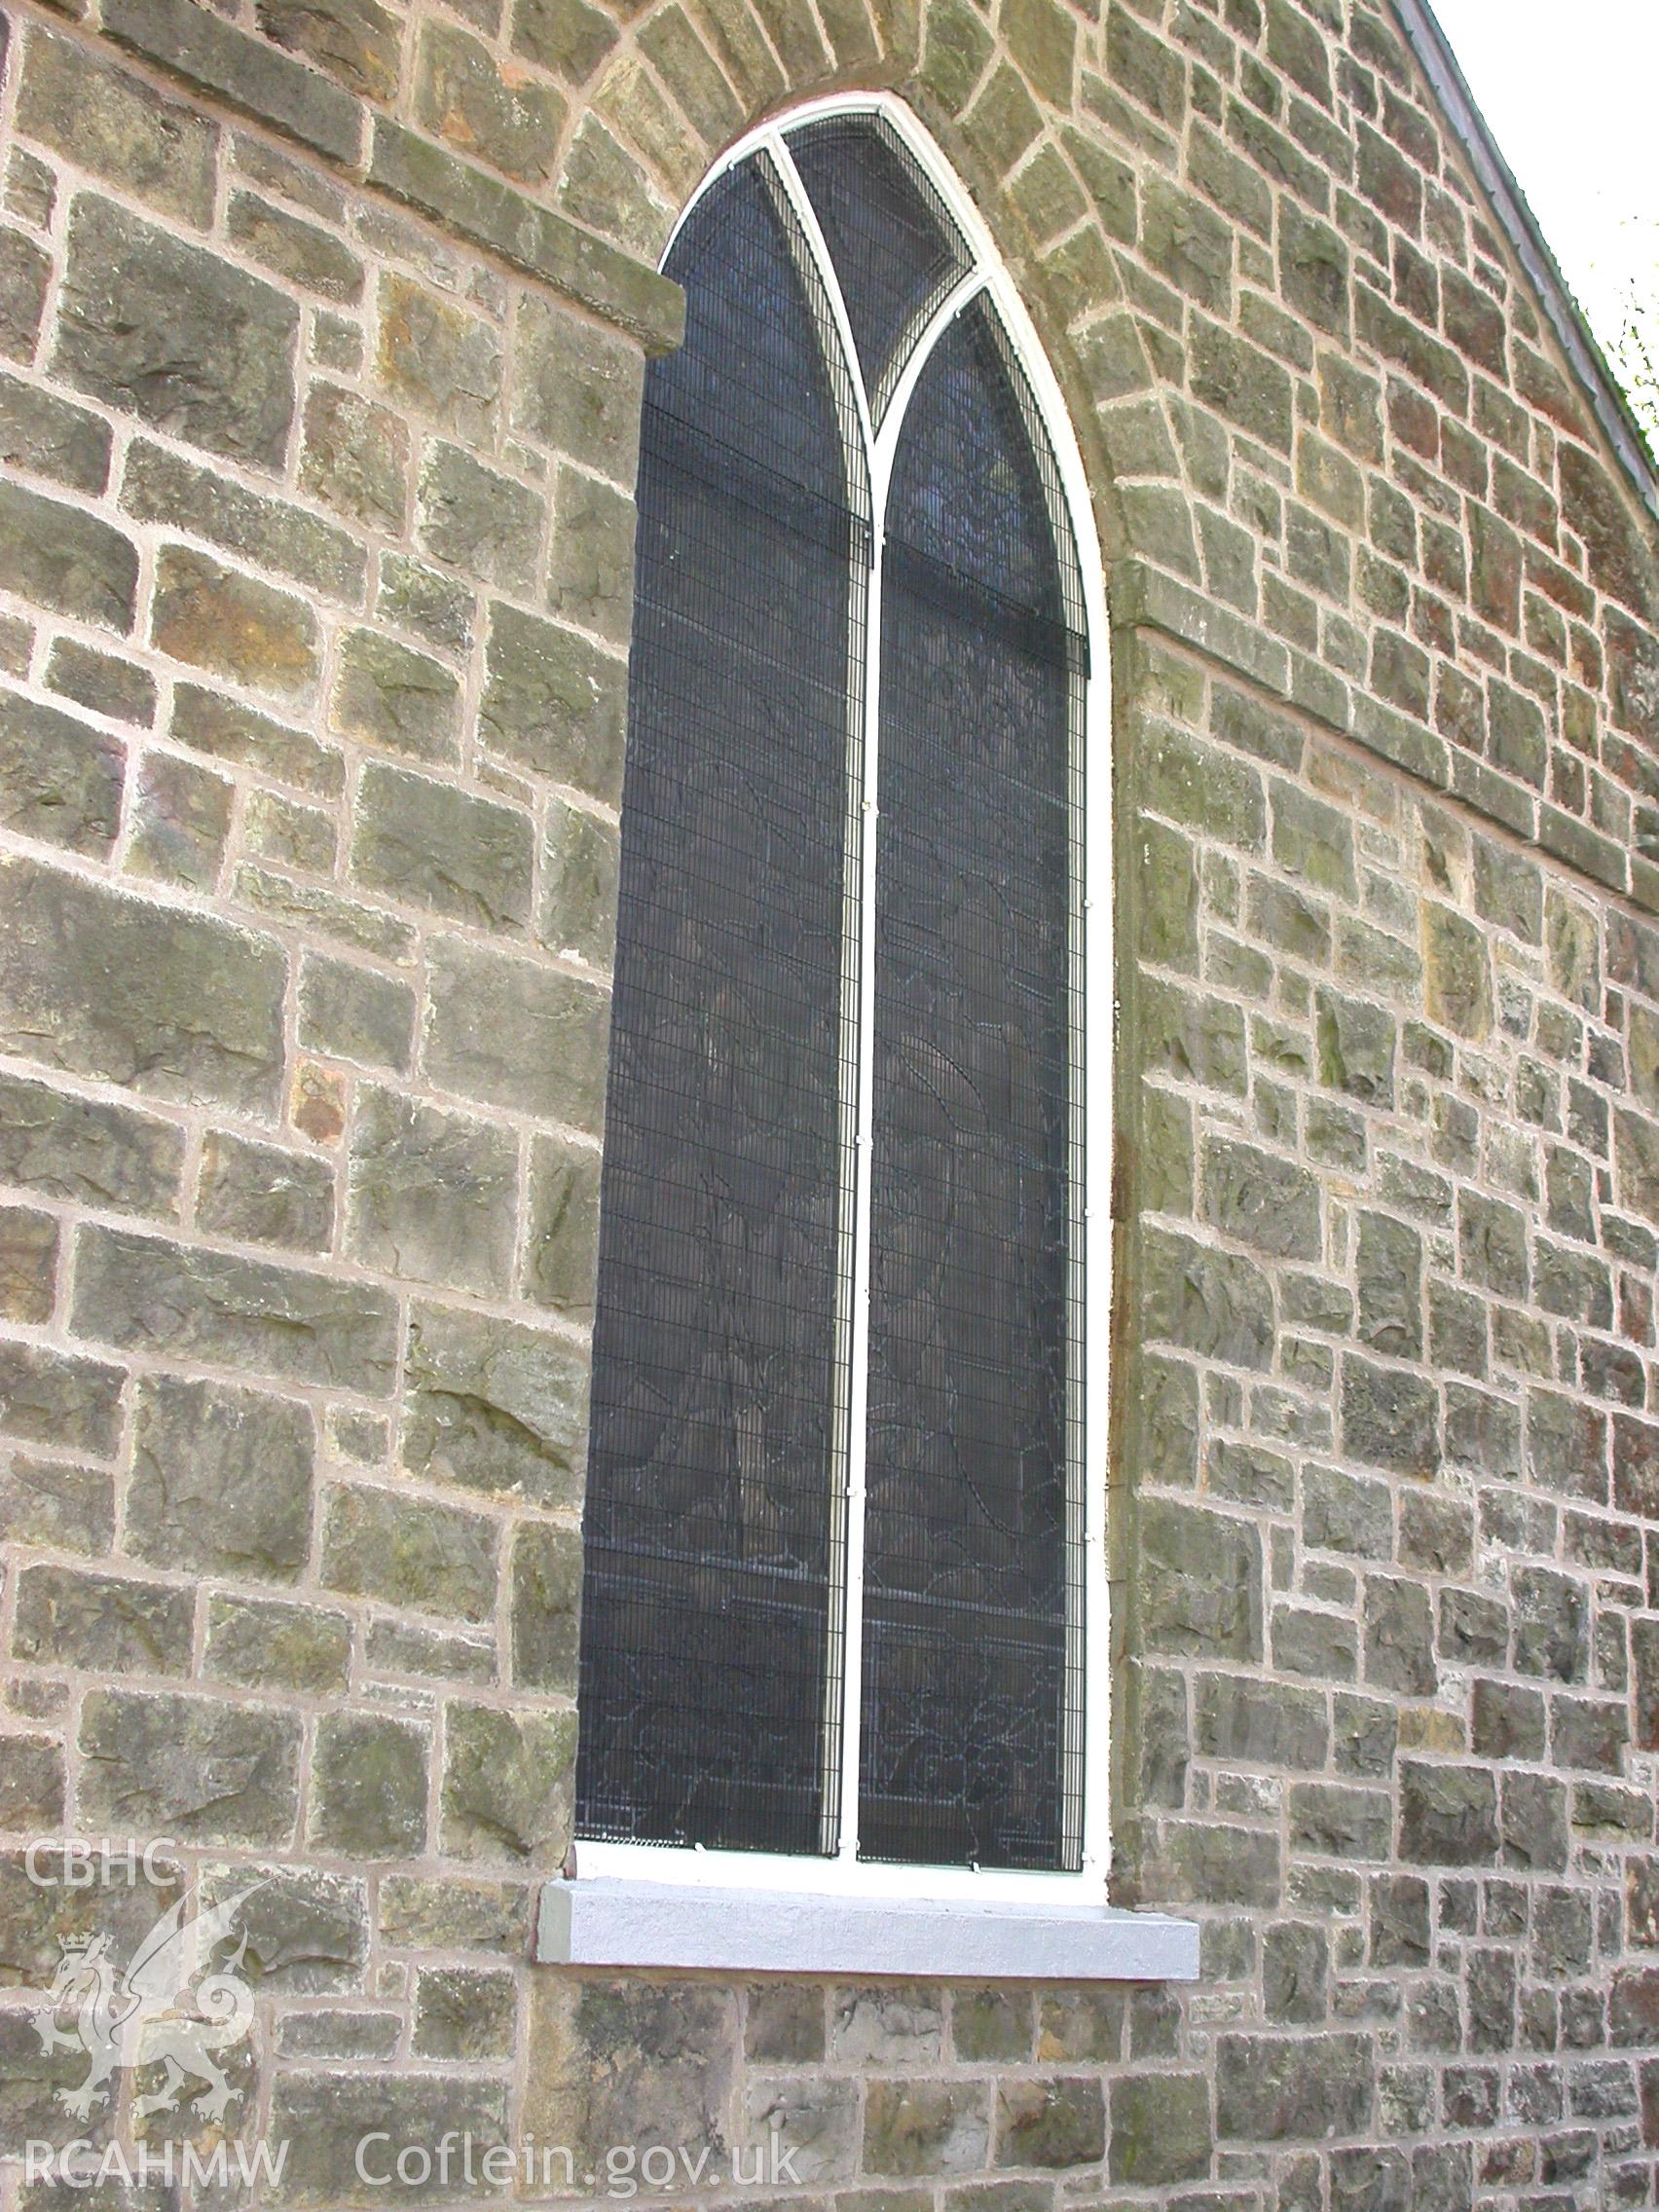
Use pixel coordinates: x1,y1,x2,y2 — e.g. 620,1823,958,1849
576,109,1092,1875
790,116,971,422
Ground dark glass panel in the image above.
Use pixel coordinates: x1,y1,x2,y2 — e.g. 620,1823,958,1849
860,298,1082,1870
576,158,863,1855
790,116,968,410
883,298,1071,627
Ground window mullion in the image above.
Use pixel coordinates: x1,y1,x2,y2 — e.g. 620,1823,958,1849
833,513,881,1866
768,140,878,1863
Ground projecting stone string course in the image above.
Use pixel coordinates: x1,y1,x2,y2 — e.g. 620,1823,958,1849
0,0,1657,2199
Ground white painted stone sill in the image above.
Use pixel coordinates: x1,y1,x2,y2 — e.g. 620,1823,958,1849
535,1879,1199,1980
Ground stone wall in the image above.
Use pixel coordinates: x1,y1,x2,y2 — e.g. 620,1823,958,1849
0,0,1656,2204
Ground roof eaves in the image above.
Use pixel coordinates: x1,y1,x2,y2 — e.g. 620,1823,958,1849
1389,0,1659,527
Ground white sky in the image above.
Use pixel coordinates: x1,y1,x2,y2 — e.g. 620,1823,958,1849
1427,0,1659,346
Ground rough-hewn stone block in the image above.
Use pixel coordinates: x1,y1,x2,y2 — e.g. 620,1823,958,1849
129,1372,314,1582
0,688,125,856
424,935,609,1129
417,439,543,591
0,476,138,634
123,439,366,604
172,682,344,795
376,270,503,449
1141,1224,1273,1369
548,461,636,643
229,189,366,302
0,223,51,363
525,1133,602,1318
73,1225,398,1395
45,638,156,725
128,748,234,891
1512,1566,1590,1683
1106,2072,1209,2184
1215,2032,1373,2140
865,2081,991,2177
1399,1760,1499,1865
377,552,476,655
1196,1673,1327,1768
197,1127,335,1252
352,759,535,929
13,1562,195,1677
300,382,410,535
1190,316,1294,450
0,1734,65,1830
1315,986,1396,1105
152,544,321,696
513,0,619,88
480,601,628,800
510,1520,582,1694
403,1298,588,1506
0,1455,115,1556
992,2077,1104,2168
330,628,462,763
298,951,416,1074
320,1481,498,1622
0,853,285,1113
105,0,362,163
18,24,219,225
441,1701,576,1864
513,293,645,483
1342,1355,1439,1476
79,1687,301,1844
54,195,299,472
348,1086,518,1296
527,1978,734,2182
309,1710,429,1858
3,1222,72,1329
268,2072,508,2206
416,19,565,187
254,0,403,103
1200,1135,1322,1258
1141,977,1248,1095
205,1592,351,1695
0,369,113,494
1139,1494,1264,1661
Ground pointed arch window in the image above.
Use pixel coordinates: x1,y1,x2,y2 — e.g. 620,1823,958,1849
573,101,1109,1895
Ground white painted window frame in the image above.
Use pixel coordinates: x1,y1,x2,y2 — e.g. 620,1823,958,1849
555,96,1166,1959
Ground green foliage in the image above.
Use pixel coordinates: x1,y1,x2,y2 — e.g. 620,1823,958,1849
1604,218,1659,456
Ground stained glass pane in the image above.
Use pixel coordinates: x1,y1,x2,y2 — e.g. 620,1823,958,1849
790,115,969,412
859,297,1085,1870
575,157,866,1854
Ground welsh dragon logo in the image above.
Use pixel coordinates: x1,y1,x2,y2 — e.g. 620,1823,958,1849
31,1884,262,2124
